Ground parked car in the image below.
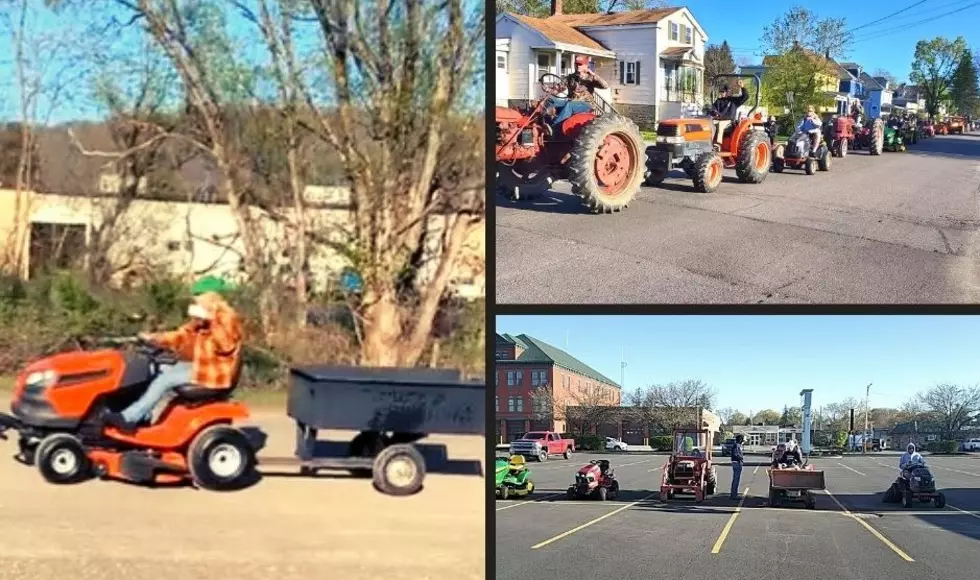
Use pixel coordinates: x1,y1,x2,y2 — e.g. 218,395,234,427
963,438,980,452
720,438,736,456
605,437,628,452
509,431,575,461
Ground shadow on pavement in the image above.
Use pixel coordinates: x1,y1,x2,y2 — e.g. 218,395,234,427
903,136,980,159
818,489,980,543
494,189,590,215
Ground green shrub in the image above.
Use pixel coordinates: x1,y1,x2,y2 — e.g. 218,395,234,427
924,440,959,454
572,434,605,451
650,435,673,451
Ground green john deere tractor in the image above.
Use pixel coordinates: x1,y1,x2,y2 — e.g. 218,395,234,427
496,454,535,500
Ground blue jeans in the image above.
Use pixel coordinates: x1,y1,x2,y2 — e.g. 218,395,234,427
121,361,193,423
545,97,592,130
730,461,743,498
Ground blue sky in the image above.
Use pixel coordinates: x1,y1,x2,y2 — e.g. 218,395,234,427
495,315,980,413
685,0,980,81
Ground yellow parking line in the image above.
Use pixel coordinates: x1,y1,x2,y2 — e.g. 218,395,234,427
824,489,914,562
496,493,564,511
711,486,748,554
531,493,656,549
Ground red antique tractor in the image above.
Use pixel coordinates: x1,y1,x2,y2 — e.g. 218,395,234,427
660,429,717,503
495,74,646,213
823,115,857,157
852,118,885,155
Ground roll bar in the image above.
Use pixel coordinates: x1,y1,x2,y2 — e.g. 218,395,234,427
710,73,762,120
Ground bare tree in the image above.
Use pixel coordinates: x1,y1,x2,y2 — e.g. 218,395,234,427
917,383,980,440
640,379,716,432
531,381,618,434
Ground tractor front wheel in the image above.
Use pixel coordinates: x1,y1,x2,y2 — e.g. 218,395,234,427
735,130,771,184
569,115,647,213
693,152,724,193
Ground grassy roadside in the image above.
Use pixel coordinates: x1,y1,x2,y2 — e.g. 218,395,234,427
640,130,657,141
0,375,286,409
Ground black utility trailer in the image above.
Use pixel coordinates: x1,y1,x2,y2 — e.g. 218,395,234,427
259,366,484,496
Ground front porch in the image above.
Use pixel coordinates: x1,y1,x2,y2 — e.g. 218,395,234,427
660,48,705,121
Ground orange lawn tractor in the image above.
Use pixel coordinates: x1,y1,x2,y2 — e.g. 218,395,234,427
644,74,771,193
660,428,718,503
495,73,646,214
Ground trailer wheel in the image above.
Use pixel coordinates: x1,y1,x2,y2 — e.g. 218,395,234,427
188,425,256,491
373,444,425,496
934,492,946,508
36,433,90,484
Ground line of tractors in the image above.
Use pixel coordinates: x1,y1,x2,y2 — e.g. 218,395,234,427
495,74,957,214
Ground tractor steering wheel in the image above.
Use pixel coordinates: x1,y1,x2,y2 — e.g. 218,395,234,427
539,73,568,99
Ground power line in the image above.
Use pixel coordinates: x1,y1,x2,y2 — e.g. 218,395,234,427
848,0,927,33
850,1,980,45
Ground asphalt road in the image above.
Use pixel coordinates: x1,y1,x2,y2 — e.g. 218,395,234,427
0,408,484,580
496,130,980,303
495,452,980,580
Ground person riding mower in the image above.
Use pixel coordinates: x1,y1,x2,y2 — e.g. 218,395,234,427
567,459,619,501
495,454,534,500
849,100,864,126
708,80,750,148
0,276,256,490
542,55,609,136
883,446,945,508
772,441,803,469
799,106,823,156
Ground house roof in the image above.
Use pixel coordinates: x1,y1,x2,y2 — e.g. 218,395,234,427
496,333,620,388
661,46,695,58
547,7,681,27
838,62,861,71
859,72,886,91
509,13,607,51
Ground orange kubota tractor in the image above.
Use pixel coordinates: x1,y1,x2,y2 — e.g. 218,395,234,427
495,73,646,213
644,74,771,193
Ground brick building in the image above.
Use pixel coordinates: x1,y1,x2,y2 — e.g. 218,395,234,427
495,333,620,442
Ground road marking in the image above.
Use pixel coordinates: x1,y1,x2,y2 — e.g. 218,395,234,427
495,493,564,511
753,465,759,474
711,486,749,554
933,465,980,478
838,462,867,476
530,493,656,549
947,503,980,520
824,489,914,562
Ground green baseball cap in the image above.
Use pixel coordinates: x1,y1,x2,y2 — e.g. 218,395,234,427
191,275,231,296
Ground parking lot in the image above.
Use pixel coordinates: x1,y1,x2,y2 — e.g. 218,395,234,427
496,131,980,304
495,451,980,580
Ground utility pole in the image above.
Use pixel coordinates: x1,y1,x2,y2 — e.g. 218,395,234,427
620,350,627,391
863,383,872,455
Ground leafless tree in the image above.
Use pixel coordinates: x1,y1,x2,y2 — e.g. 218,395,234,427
916,383,980,440
531,381,619,434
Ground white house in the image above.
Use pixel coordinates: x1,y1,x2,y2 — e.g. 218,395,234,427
495,2,709,128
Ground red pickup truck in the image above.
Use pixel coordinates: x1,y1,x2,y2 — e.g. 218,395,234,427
509,431,575,461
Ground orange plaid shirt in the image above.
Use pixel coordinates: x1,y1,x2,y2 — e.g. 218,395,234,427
151,297,244,390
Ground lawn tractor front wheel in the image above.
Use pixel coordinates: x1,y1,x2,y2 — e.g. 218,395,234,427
569,115,647,213
36,433,91,484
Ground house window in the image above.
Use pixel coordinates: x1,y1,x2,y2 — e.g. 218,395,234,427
515,397,524,412
670,21,679,41
508,397,515,412
496,54,506,69
507,370,523,386
508,396,523,412
684,26,692,44
536,52,552,81
531,370,547,386
495,396,499,412
619,60,641,85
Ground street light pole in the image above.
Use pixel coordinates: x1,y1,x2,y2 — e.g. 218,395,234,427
863,383,872,455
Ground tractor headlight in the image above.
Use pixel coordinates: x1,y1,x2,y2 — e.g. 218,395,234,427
657,136,684,144
25,370,57,388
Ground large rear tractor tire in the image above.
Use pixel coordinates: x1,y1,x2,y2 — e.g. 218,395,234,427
693,152,724,193
735,130,771,184
497,160,553,201
870,121,884,156
569,115,647,213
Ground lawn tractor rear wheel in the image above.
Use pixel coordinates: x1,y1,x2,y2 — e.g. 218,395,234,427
735,130,770,183
188,425,256,491
805,157,816,175
499,485,509,500
901,488,913,508
36,433,90,484
818,146,831,171
497,160,553,200
772,144,785,173
693,152,724,193
569,114,646,213
598,486,608,501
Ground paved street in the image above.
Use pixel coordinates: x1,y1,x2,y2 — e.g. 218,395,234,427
0,407,484,580
495,451,980,580
496,131,980,303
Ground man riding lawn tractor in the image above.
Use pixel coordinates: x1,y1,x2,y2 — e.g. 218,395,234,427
495,57,646,213
644,74,771,193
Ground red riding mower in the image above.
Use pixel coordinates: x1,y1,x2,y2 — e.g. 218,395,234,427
0,336,256,490
566,459,620,500
495,73,646,213
660,429,717,503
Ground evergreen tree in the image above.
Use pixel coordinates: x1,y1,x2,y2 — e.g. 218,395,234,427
704,41,737,85
950,51,980,116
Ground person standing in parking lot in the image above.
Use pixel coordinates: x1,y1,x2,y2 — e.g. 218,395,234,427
730,434,745,499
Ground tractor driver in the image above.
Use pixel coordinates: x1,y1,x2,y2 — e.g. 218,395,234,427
104,276,244,432
849,100,864,125
772,441,803,468
544,55,609,135
708,79,749,148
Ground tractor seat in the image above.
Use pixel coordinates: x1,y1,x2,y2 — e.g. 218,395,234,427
173,385,232,403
